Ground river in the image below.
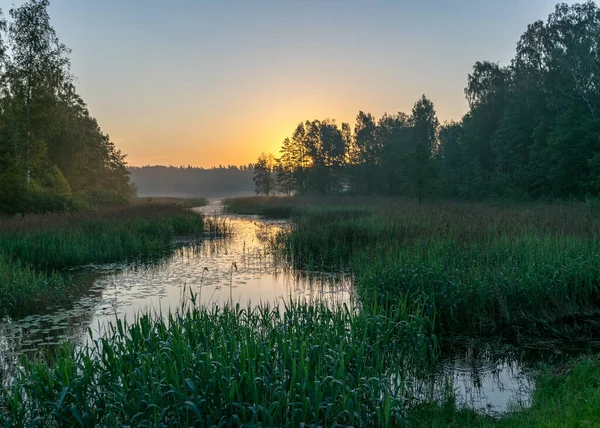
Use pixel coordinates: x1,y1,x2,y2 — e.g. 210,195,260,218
0,199,535,415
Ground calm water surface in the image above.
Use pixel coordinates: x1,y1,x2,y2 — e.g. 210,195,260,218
0,200,536,415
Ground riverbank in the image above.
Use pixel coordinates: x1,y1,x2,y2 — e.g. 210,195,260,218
1,298,434,426
134,196,208,208
242,197,600,343
0,204,225,317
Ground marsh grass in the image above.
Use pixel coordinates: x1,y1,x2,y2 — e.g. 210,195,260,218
356,236,600,339
235,198,600,341
273,201,600,270
3,197,600,425
223,196,301,218
0,256,71,317
0,205,226,269
223,195,383,218
0,205,229,317
1,296,436,427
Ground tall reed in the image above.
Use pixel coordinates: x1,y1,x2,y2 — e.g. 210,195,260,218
0,205,227,269
0,256,70,317
262,199,600,341
2,297,436,426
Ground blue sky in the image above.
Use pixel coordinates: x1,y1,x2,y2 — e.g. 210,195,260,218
0,0,579,166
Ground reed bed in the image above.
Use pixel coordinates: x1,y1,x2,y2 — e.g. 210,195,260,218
0,205,228,269
0,204,228,317
225,196,600,235
273,203,600,268
0,256,70,317
3,197,600,425
1,298,436,427
223,196,384,218
357,236,600,339
244,198,600,341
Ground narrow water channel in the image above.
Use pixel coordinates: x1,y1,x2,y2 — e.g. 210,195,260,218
0,200,538,415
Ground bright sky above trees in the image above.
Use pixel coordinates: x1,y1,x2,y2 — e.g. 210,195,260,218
0,0,578,167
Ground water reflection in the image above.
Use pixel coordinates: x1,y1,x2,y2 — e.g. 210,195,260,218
0,203,352,366
416,345,535,415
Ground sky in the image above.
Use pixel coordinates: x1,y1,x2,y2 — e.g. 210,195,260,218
0,0,580,167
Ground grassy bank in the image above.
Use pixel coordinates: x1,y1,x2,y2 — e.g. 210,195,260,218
0,204,227,316
0,256,70,317
1,299,435,426
0,204,227,269
222,196,600,423
360,238,600,340
3,197,599,426
223,196,301,217
238,198,600,341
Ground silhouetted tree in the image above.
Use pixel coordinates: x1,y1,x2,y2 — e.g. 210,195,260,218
266,2,600,202
276,138,296,195
253,153,276,196
378,112,412,195
351,112,380,195
405,95,439,202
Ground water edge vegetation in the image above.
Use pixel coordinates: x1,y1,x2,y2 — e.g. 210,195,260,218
0,203,226,318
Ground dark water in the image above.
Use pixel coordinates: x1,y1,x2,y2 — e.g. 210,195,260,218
0,200,538,415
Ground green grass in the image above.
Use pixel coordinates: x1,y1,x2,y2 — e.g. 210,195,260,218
356,236,600,340
0,255,71,317
268,200,600,270
4,297,600,427
223,195,382,218
0,204,228,317
223,196,301,218
3,197,600,425
1,297,436,427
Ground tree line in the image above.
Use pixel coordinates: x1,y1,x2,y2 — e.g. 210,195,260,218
0,0,133,214
130,165,254,199
254,2,600,201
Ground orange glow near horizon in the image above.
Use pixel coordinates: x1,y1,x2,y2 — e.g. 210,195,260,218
113,106,327,168
107,85,469,168
115,101,466,168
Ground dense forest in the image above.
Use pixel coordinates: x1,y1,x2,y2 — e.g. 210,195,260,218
255,2,600,201
0,0,133,214
130,165,254,198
